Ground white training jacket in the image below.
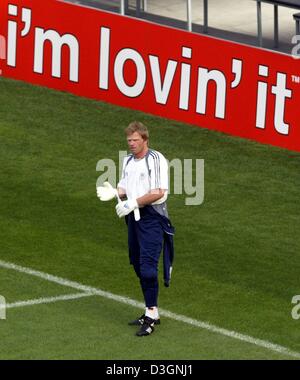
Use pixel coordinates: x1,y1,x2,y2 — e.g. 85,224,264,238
118,149,168,205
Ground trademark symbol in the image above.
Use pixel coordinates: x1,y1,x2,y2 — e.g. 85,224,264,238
291,75,300,83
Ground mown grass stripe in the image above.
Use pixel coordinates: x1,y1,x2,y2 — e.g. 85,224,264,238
1,259,299,359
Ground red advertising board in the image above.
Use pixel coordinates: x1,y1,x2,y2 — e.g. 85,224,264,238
1,0,300,152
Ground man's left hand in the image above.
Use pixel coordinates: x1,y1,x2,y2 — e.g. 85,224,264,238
116,199,138,218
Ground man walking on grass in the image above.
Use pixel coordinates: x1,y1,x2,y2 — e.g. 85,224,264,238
97,121,175,336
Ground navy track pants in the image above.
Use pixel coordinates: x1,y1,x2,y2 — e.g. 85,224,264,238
126,206,164,308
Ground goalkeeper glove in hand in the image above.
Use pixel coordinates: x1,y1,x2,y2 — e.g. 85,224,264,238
116,199,138,218
96,182,118,201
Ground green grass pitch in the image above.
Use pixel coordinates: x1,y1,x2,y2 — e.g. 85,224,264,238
0,76,300,359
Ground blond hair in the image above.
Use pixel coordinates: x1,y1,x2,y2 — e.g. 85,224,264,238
125,121,149,141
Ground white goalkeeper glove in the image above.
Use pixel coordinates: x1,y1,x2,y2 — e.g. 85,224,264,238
96,182,118,201
115,199,138,218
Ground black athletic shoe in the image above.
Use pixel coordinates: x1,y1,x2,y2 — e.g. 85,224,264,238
128,314,160,326
136,316,155,337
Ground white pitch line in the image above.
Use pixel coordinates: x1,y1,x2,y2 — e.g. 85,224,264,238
0,259,299,359
1,292,95,310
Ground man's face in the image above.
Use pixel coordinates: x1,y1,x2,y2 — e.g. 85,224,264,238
127,132,148,157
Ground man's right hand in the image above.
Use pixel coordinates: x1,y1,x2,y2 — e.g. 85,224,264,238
96,182,118,201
